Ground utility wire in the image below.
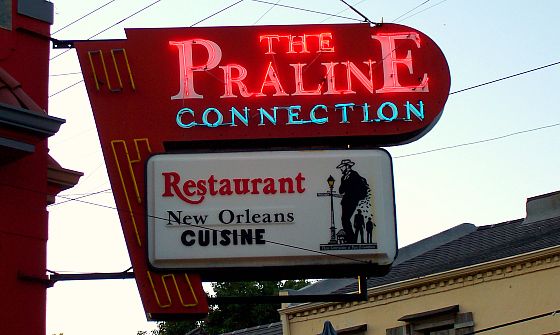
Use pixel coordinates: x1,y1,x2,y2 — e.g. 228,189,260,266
320,0,369,23
49,80,84,98
48,0,243,94
50,0,164,61
48,188,112,207
52,0,118,35
250,0,363,22
464,309,560,335
396,0,449,23
450,60,560,95
190,0,245,27
338,0,374,24
253,0,282,25
49,72,82,77
393,123,560,159
393,0,429,22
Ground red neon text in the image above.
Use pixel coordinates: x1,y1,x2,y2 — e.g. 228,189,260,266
259,33,335,54
372,33,429,93
169,32,428,100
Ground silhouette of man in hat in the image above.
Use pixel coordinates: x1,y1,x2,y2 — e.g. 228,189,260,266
337,159,369,244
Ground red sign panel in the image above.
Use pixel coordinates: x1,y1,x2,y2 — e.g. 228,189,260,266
75,23,449,319
78,23,450,148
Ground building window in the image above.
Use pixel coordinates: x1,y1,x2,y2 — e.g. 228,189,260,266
386,305,474,335
0,0,11,30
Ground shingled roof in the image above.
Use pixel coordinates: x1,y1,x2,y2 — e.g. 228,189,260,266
332,215,560,294
219,322,282,335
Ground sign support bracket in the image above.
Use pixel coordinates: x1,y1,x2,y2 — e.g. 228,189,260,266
208,275,368,305
48,270,369,304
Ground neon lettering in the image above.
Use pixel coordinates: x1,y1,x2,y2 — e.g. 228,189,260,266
230,107,249,126
371,33,429,93
176,108,196,128
258,107,277,125
257,62,289,97
286,105,304,125
220,64,253,98
310,104,328,124
318,33,335,52
291,63,322,96
259,33,335,54
335,103,355,123
378,102,398,121
175,100,426,128
287,35,309,54
406,100,424,121
260,35,281,54
345,60,375,94
321,62,348,95
170,39,222,100
202,108,223,127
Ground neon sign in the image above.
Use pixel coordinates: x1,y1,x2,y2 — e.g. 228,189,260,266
77,23,450,146
74,22,448,319
149,24,449,144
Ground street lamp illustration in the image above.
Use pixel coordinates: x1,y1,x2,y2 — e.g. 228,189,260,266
327,175,337,244
317,175,342,245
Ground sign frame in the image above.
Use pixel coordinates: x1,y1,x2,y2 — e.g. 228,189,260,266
145,147,398,281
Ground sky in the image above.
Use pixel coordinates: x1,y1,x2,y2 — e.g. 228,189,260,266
46,0,560,334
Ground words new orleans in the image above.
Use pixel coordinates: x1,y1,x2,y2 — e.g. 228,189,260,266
161,170,306,247
169,30,430,129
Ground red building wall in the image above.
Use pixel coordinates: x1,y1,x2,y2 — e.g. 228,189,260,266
0,1,75,334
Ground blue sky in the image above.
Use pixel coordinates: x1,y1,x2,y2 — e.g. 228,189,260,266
46,1,560,334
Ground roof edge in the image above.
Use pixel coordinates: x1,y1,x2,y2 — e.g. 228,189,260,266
279,244,560,314
0,102,65,137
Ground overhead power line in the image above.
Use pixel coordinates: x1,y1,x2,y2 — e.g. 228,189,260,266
320,0,369,23
48,188,112,207
464,309,560,335
52,0,118,35
393,0,430,22
49,80,84,98
450,60,560,95
395,0,449,23
338,0,374,24
49,71,82,77
50,0,164,61
253,0,281,25
190,0,245,27
250,0,363,22
393,123,560,159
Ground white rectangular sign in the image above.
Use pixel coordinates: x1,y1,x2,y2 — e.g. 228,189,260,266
146,149,397,278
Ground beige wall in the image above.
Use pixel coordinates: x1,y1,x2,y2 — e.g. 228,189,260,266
281,249,560,335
